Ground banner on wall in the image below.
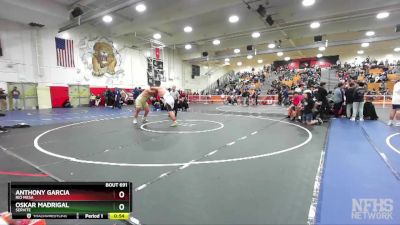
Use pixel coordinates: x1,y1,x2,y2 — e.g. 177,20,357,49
55,37,75,67
79,37,124,81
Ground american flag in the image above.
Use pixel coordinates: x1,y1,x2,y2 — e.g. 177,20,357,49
55,37,75,67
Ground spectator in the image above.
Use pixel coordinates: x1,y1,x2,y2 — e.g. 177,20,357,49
113,88,121,109
333,82,344,117
345,82,356,118
388,80,400,126
11,86,21,110
351,82,367,121
316,82,328,121
363,97,378,120
133,87,141,102
288,88,303,121
89,93,96,107
95,95,101,107
170,85,179,116
242,89,250,106
63,99,73,108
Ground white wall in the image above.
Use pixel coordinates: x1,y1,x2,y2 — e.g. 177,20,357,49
0,19,36,87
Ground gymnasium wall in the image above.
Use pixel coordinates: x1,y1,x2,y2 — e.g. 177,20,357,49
0,18,199,92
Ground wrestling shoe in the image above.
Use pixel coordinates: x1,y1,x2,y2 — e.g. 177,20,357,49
133,119,137,124
170,121,178,127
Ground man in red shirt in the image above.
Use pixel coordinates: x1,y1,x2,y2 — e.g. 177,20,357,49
288,88,303,121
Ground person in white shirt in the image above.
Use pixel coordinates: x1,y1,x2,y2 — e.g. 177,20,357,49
170,85,180,116
388,80,400,126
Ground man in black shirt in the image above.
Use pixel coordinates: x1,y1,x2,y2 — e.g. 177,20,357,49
316,82,328,121
303,92,322,125
242,89,250,106
0,88,7,112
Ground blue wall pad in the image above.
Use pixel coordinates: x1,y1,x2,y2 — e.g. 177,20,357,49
317,119,400,225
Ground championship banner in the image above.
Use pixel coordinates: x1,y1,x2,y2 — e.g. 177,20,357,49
155,48,160,60
147,57,165,86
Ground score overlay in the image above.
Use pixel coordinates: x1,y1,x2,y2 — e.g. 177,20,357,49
8,182,132,220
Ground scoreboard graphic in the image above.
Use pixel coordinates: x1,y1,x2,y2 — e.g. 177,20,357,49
8,182,132,220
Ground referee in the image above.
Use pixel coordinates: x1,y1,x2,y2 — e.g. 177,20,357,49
170,85,180,117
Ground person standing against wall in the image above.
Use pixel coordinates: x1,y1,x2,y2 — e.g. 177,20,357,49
170,85,179,117
113,88,122,109
11,87,21,110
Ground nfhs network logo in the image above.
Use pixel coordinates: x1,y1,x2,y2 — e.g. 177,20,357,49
352,198,394,220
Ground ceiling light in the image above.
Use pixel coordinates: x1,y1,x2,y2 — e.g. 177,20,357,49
284,57,290,61
184,26,193,33
268,43,276,48
257,59,263,64
318,46,326,51
394,47,400,52
357,50,364,54
361,42,370,48
237,62,242,66
135,3,146,12
102,15,113,23
225,58,230,62
229,15,239,23
247,55,253,59
317,53,323,58
113,43,118,48
204,66,209,69
234,48,240,54
277,52,283,57
386,54,394,59
310,22,320,29
252,32,260,38
185,44,192,50
302,0,315,7
376,12,389,19
153,33,161,40
213,39,220,45
365,31,375,36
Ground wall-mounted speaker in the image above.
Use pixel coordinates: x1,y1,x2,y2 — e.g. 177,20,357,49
247,45,253,51
71,7,83,18
202,52,208,57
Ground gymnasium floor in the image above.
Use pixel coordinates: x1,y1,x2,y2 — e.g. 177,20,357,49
0,104,399,225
